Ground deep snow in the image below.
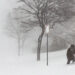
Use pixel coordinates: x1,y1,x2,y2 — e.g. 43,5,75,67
0,49,75,75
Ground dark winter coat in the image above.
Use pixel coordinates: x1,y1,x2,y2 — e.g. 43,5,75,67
67,48,74,60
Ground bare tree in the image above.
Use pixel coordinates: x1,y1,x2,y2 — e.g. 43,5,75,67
15,0,75,60
6,11,31,56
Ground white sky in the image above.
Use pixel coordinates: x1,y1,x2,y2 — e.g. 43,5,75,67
0,0,17,30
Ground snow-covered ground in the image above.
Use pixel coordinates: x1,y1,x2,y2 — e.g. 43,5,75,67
0,49,75,75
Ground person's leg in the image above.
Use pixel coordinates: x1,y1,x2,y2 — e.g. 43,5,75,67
72,57,75,63
67,59,70,64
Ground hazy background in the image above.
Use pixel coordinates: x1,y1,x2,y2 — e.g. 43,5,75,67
0,0,75,55
0,0,18,56
0,1,75,75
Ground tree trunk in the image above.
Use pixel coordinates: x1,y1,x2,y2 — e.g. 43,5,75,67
37,29,44,61
18,37,20,56
21,38,25,56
